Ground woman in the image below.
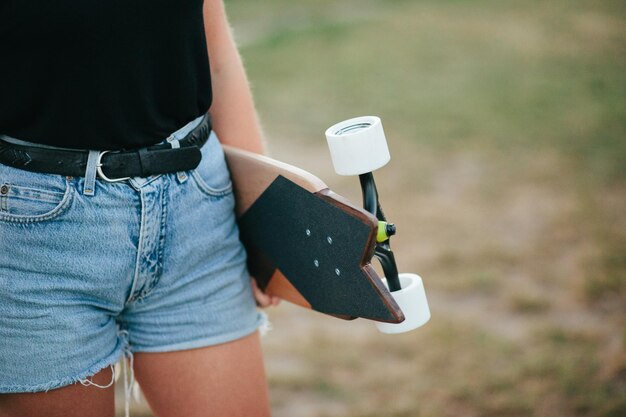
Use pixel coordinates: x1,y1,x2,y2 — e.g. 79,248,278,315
0,1,278,416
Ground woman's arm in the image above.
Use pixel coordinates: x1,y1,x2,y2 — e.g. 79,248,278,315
202,1,279,307
202,0,265,154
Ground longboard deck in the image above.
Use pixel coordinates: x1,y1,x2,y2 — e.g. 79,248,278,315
224,145,404,323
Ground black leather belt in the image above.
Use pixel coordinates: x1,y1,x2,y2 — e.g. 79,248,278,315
0,113,212,181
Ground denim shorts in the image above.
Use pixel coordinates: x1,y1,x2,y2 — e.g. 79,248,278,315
0,115,265,393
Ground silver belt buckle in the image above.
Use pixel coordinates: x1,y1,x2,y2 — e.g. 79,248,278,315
96,150,131,182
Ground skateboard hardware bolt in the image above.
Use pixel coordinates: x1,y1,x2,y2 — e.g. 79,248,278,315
314,259,319,267
327,236,333,244
305,229,311,236
335,268,341,276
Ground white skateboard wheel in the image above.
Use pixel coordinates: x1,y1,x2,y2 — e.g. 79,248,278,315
376,273,430,334
325,116,390,176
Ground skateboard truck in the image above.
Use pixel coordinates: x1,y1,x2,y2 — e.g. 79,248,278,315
326,116,431,334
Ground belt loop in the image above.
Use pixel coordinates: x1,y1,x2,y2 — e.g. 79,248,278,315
167,137,188,184
83,150,100,196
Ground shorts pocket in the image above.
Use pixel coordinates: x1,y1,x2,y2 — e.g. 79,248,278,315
0,164,74,223
190,132,233,198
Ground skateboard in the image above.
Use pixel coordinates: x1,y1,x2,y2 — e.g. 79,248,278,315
224,116,430,333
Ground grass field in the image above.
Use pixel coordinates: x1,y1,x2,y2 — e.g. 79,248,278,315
118,1,625,415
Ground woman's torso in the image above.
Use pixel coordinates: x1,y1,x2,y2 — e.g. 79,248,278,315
0,0,212,150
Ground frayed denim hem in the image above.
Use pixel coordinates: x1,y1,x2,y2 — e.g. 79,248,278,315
128,310,270,353
0,347,123,394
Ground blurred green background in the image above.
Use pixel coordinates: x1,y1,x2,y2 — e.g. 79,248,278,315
120,0,626,415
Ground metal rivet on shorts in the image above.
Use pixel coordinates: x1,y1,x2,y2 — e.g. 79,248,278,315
335,268,341,276
327,236,333,244
0,185,9,195
314,259,319,267
306,229,311,237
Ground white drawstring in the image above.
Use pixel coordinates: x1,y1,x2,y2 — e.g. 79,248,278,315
116,328,136,417
78,364,115,389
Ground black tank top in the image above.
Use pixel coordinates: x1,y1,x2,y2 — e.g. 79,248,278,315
0,1,212,150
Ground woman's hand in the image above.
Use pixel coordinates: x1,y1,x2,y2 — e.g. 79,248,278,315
251,279,281,308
